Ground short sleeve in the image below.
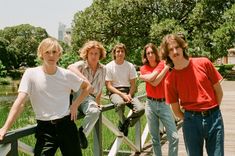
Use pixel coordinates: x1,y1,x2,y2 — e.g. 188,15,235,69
105,64,113,81
18,68,32,95
67,70,84,92
204,58,223,85
165,74,179,104
153,61,164,73
140,66,147,75
129,63,137,79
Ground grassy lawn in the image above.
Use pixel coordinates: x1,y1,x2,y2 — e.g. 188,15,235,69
0,82,148,156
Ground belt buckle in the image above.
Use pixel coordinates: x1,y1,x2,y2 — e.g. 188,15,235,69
201,111,208,116
50,120,57,124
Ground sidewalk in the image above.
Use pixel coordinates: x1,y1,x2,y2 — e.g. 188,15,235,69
160,80,235,155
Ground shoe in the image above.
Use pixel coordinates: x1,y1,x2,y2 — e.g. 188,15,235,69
78,127,88,149
118,119,130,136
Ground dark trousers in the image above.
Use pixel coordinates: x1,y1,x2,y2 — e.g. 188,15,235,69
34,116,82,156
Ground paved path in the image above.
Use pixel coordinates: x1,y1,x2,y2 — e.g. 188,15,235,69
139,80,235,156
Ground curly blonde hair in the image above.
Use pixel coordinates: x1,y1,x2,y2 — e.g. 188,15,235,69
79,41,106,60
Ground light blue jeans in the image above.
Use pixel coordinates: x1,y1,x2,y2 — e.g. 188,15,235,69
145,99,179,156
73,90,101,136
183,108,224,156
78,96,101,136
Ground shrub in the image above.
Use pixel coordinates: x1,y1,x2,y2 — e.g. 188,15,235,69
0,77,12,85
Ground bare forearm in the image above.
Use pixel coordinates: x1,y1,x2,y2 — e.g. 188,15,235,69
139,71,158,82
151,66,169,86
74,82,90,106
213,82,223,105
96,92,102,105
2,93,27,131
129,78,137,97
171,102,184,120
107,84,124,97
68,64,89,84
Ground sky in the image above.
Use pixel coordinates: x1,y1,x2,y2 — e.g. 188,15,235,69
0,0,93,38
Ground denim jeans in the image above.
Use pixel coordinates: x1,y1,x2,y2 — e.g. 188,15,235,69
183,108,224,156
145,99,179,156
79,95,101,136
73,90,101,136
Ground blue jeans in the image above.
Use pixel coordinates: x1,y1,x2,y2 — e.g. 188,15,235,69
145,99,178,156
79,95,101,136
183,108,224,156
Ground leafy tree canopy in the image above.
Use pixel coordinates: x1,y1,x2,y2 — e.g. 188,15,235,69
0,24,48,70
72,0,235,63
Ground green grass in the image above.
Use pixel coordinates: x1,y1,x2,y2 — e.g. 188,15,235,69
0,82,148,156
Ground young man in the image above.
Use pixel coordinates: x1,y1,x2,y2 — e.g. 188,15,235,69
161,34,224,156
140,43,178,156
0,38,91,156
68,40,106,149
105,43,145,136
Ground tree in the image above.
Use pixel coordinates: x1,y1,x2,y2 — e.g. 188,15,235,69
211,3,235,59
72,0,235,64
0,24,48,69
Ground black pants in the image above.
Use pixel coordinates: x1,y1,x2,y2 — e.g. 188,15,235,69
34,116,82,156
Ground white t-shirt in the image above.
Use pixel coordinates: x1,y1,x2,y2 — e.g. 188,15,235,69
105,60,137,87
18,66,83,120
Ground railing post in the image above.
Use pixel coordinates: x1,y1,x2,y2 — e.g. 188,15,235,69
93,113,103,156
135,119,141,152
10,140,18,156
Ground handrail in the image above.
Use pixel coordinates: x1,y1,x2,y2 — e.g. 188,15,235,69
0,94,147,156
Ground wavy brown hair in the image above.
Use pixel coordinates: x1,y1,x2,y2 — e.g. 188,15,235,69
142,43,160,65
111,43,127,60
160,34,189,67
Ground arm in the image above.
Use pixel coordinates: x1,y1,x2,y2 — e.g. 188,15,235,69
150,65,170,86
95,92,102,105
0,92,28,140
213,81,223,105
171,102,184,120
70,81,91,120
105,81,132,103
129,78,137,97
139,71,159,82
68,64,90,84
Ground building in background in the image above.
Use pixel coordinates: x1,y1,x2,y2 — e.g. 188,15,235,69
58,22,72,46
58,22,66,41
215,48,235,66
64,28,72,46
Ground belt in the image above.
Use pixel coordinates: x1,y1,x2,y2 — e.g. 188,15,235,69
185,106,219,117
147,96,165,102
115,87,130,93
37,115,70,125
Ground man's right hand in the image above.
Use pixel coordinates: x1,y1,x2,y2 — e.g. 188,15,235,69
121,93,133,103
0,128,7,141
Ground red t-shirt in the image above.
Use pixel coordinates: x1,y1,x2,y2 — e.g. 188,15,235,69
140,61,167,98
165,57,222,111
